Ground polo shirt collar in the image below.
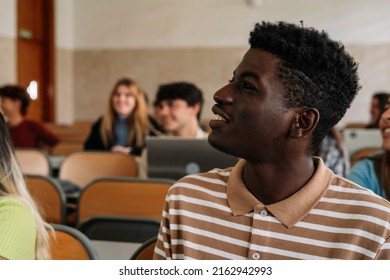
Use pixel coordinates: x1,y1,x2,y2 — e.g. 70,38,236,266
227,157,334,228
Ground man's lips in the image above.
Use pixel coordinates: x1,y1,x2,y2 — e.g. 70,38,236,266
211,105,230,123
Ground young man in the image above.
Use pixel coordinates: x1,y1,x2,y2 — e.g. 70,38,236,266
153,82,207,138
154,21,390,259
0,85,59,148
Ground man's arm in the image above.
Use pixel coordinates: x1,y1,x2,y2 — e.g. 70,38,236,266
153,198,172,260
33,122,60,147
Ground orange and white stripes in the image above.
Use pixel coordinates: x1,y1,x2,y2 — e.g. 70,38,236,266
154,158,390,260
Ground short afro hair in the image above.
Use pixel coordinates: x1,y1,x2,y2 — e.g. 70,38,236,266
249,21,360,153
154,82,204,120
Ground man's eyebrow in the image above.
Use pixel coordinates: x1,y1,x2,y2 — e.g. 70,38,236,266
239,71,260,80
232,70,259,80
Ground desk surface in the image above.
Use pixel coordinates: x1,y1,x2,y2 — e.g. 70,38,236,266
91,240,142,260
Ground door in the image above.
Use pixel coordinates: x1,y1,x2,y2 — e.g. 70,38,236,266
17,0,55,122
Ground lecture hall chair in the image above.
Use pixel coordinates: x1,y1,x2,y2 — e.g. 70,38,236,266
77,177,174,224
48,224,99,260
25,175,67,224
59,151,138,188
15,149,51,176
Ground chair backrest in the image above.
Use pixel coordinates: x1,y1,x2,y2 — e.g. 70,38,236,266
59,151,138,187
344,122,367,129
45,122,88,142
77,177,173,224
15,149,51,176
25,175,67,224
48,224,99,260
130,236,157,260
351,147,382,166
50,142,84,156
77,216,160,243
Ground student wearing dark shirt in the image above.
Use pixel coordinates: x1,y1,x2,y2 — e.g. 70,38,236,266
0,85,59,148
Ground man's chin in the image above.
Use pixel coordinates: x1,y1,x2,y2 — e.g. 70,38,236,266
208,133,228,153
161,125,177,134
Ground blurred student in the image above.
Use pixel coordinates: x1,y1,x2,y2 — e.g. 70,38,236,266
84,78,159,156
366,92,390,128
0,85,59,148
316,127,350,177
349,97,390,199
0,112,50,260
153,82,207,138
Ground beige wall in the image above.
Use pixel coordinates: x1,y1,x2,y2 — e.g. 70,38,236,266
67,0,390,126
3,35,390,127
0,0,16,85
0,36,17,85
56,48,74,124
73,44,390,126
73,47,246,121
3,0,390,126
344,44,390,125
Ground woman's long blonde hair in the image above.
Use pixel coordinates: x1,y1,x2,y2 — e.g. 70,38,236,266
0,113,50,259
100,78,152,148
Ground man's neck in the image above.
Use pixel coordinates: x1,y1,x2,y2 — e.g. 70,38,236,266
172,119,199,138
7,114,24,127
242,156,315,205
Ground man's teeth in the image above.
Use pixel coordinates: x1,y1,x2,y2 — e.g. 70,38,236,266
214,114,226,121
385,128,390,133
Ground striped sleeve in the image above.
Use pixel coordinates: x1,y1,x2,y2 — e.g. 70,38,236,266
153,196,172,260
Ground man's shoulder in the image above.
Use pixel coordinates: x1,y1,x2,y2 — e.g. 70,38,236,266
329,175,390,212
10,119,35,129
22,119,45,129
168,167,233,196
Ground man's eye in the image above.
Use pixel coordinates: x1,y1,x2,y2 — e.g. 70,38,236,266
241,81,255,90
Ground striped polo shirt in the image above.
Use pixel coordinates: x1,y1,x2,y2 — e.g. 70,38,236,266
154,157,390,259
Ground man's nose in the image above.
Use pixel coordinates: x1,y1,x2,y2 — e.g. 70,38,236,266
213,84,233,105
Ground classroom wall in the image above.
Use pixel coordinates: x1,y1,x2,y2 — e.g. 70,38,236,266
3,0,390,126
0,0,17,85
55,0,74,124
72,43,390,128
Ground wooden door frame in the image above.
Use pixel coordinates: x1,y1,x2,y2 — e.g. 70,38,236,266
17,0,55,122
42,0,55,122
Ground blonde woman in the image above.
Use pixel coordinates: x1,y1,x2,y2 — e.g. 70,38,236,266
84,78,159,156
0,112,50,260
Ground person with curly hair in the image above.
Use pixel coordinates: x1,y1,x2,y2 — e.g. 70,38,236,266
154,21,390,260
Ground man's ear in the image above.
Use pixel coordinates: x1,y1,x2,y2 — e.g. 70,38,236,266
289,107,319,138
